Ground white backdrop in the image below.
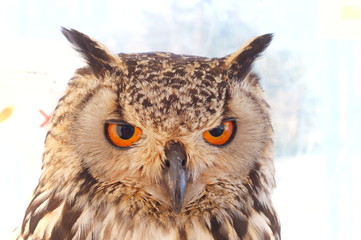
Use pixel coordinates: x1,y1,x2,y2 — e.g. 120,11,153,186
1,0,360,239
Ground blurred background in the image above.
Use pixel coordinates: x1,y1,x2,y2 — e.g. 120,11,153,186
1,0,360,239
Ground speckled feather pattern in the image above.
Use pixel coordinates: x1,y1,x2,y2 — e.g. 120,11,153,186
17,28,280,240
119,53,227,133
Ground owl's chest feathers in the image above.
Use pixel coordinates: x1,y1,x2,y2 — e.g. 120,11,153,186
21,178,279,240
57,192,243,240
22,162,276,240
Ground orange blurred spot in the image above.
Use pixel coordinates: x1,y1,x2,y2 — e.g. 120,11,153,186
0,106,14,122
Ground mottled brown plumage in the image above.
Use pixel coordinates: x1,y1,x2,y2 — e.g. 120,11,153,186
17,28,280,240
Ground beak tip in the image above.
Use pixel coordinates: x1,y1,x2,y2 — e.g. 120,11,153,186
172,199,183,214
174,206,182,214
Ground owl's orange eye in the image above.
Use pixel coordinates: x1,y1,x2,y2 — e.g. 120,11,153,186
203,120,236,146
105,122,142,148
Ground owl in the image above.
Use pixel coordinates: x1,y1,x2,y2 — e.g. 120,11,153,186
17,28,280,240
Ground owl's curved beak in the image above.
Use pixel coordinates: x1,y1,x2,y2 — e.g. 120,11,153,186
163,141,188,214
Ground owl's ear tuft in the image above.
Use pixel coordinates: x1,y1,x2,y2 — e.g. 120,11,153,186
223,34,273,82
61,27,121,78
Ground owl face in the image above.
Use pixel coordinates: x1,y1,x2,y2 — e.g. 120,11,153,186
48,28,273,214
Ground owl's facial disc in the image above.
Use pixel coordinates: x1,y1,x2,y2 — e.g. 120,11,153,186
163,141,188,213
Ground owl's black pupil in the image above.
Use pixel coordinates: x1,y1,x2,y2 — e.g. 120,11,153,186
116,125,135,139
209,125,224,137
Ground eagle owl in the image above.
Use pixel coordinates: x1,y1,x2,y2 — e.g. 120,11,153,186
18,28,280,240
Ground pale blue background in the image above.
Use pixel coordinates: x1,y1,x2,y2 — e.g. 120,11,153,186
1,0,360,239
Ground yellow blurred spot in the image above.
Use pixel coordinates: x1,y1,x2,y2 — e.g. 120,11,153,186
0,105,14,122
342,5,361,20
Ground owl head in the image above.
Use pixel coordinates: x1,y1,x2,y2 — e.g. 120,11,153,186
42,28,274,219
18,28,280,240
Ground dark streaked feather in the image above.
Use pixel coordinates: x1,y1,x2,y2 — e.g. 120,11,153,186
178,228,188,240
61,27,115,77
27,195,62,236
76,166,99,199
254,198,281,237
228,34,273,81
231,214,248,239
209,216,228,240
50,201,82,239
